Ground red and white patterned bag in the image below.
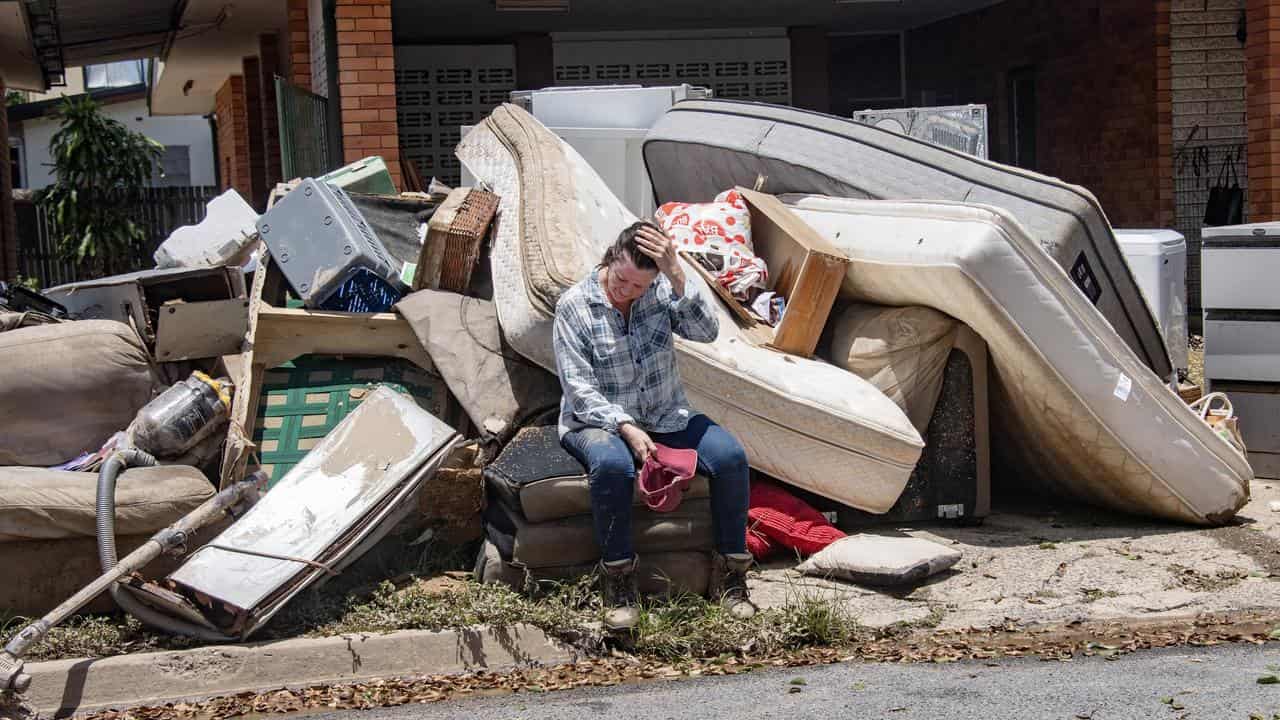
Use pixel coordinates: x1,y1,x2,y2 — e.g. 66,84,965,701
655,189,769,299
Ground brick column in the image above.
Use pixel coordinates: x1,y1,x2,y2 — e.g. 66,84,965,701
287,0,312,91
216,76,253,200
1247,0,1280,220
259,34,283,188
0,75,17,281
335,0,402,190
242,56,268,210
788,26,831,114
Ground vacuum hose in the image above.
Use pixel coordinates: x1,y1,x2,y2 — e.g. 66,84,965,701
96,449,233,641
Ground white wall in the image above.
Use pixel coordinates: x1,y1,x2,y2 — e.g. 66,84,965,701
19,97,216,189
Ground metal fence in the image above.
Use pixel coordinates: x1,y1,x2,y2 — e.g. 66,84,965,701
276,76,334,181
1173,141,1247,333
14,185,220,288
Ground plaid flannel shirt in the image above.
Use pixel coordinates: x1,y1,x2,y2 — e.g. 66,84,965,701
554,269,719,437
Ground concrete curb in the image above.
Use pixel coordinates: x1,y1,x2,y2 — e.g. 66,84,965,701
26,625,575,717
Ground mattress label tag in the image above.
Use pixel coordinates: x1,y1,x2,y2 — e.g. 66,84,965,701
1114,373,1133,401
1071,251,1103,305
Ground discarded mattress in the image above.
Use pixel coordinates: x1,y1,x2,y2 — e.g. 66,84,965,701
483,496,714,569
169,386,460,638
827,304,960,433
643,99,1173,380
0,320,160,466
457,104,923,514
484,424,710,523
784,195,1251,524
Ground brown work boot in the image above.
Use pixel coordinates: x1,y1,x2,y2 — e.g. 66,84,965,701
599,556,641,631
710,552,757,620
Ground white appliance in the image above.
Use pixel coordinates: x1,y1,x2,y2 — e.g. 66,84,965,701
1114,229,1189,373
510,85,711,129
466,85,711,219
1199,221,1280,478
852,105,989,159
1203,311,1280,382
1201,221,1280,309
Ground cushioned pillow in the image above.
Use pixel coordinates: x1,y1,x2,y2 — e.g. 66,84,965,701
0,465,213,542
0,320,159,466
796,534,962,586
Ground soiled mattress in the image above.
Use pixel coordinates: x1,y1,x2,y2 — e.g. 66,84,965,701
642,100,1173,381
457,104,923,514
784,195,1250,524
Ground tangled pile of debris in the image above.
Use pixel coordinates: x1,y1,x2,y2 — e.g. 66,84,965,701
0,91,1258,698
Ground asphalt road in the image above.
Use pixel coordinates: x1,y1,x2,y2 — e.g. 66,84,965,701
305,643,1280,720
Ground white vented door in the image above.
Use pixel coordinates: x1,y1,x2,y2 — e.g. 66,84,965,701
394,45,517,184
552,34,791,105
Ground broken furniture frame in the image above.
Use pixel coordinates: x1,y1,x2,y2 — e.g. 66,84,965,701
219,245,437,488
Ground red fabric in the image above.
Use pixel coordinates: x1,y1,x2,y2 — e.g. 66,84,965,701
746,523,775,560
746,479,846,557
637,444,697,512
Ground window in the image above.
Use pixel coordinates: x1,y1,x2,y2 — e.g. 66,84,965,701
8,139,23,189
151,145,191,187
85,60,148,90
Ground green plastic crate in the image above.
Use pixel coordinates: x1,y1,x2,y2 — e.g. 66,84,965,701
318,156,397,196
251,354,448,486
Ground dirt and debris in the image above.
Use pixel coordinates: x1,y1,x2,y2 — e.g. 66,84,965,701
66,612,1280,720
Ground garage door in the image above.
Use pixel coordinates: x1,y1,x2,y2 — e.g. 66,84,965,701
552,33,791,105
394,45,517,185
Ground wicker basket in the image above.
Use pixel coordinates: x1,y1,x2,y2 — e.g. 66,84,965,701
416,440,485,543
415,188,500,293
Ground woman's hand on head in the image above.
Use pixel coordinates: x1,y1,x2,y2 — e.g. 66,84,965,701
634,224,685,288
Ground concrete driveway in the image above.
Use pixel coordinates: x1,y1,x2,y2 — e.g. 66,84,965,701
752,480,1280,631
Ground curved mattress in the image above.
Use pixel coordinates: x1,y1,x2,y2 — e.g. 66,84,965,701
642,99,1173,380
457,104,923,514
783,194,1250,524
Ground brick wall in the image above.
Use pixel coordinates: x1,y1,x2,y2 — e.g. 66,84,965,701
1171,0,1248,321
1246,0,1280,220
215,76,253,200
907,0,1170,227
288,0,312,91
335,0,402,190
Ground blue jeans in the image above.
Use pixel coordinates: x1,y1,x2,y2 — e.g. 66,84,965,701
561,414,749,563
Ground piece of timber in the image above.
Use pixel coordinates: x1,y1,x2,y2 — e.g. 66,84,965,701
252,307,433,370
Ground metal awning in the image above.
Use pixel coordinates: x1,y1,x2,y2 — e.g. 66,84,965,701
14,0,184,89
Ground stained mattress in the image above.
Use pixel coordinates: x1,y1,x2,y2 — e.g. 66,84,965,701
642,99,1173,381
457,104,923,514
784,195,1250,524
